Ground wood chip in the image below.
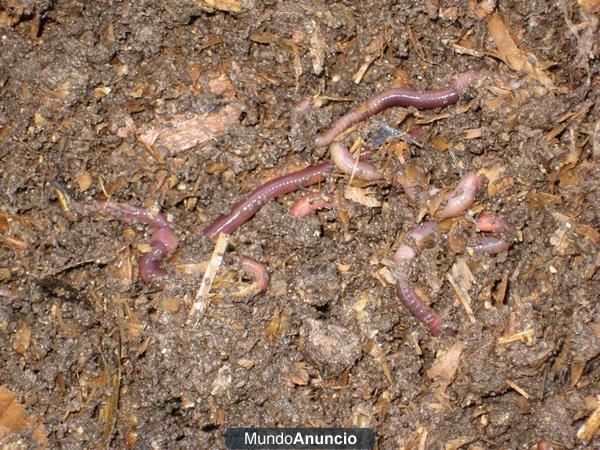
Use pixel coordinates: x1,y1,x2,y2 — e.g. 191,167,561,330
497,329,535,345
138,105,240,157
446,272,476,324
188,233,229,322
0,236,28,250
577,404,600,442
506,379,530,399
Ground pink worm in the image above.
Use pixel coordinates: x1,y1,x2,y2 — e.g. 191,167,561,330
435,171,483,219
394,221,438,261
101,201,179,285
240,256,269,293
471,213,517,255
330,141,383,181
468,236,510,255
204,162,333,238
395,165,440,204
395,277,442,336
392,221,442,335
315,69,481,147
290,192,333,218
475,212,517,234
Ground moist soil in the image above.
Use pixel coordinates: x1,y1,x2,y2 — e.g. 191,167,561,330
1,0,599,448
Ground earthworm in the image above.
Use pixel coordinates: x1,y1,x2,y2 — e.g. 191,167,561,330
240,256,269,293
393,221,438,261
204,162,333,238
315,68,481,147
475,212,517,234
471,213,517,255
435,171,483,219
391,221,442,335
395,277,442,336
395,164,439,204
290,192,333,218
468,236,510,255
100,201,179,285
330,141,383,181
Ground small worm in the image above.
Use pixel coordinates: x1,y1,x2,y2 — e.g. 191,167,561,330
290,192,333,218
472,213,517,254
435,171,482,219
330,141,383,181
468,236,510,255
204,162,333,238
395,164,440,204
393,221,438,261
103,201,170,229
475,212,517,234
315,68,481,147
100,201,179,285
395,277,442,336
240,256,269,293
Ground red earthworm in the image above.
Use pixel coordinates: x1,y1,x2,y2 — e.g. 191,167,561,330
290,191,333,218
100,201,179,285
204,162,333,238
475,212,517,234
330,141,383,181
435,171,482,219
315,68,481,147
391,221,442,335
393,221,438,261
240,256,269,293
103,201,170,229
395,277,442,336
395,164,439,204
468,236,510,255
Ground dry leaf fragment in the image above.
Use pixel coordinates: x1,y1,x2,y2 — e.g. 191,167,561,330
488,13,555,89
344,186,382,208
265,307,282,344
0,386,30,438
13,321,31,356
445,435,477,450
74,170,92,192
468,0,496,20
432,135,451,152
0,385,47,446
463,128,484,139
203,0,240,13
577,403,600,442
427,342,466,389
528,192,562,209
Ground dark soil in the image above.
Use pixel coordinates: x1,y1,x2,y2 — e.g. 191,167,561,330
1,0,599,448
